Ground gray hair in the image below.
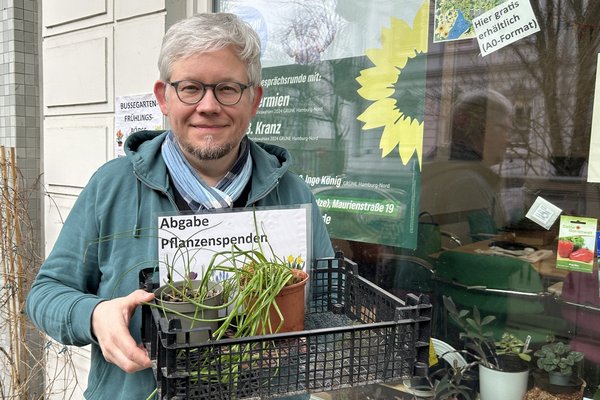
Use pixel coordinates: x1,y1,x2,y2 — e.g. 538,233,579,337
157,13,262,86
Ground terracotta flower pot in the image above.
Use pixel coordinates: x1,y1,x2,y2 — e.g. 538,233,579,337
272,268,309,333
255,268,309,334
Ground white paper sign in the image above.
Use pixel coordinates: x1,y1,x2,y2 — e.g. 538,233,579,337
525,196,562,230
156,206,310,284
114,93,163,158
473,0,540,57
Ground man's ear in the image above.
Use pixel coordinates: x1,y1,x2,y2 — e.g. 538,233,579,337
154,80,169,115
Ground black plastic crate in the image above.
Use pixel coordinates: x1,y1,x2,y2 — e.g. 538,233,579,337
141,253,431,399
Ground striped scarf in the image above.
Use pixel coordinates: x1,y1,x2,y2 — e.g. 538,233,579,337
161,130,252,210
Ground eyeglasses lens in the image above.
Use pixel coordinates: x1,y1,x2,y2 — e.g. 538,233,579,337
175,81,244,105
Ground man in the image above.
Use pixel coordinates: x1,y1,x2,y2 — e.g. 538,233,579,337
420,89,513,243
26,13,333,399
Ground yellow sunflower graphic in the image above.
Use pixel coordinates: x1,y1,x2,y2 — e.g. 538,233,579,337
356,1,429,167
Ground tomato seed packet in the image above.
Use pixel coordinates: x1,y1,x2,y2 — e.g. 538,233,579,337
556,215,597,273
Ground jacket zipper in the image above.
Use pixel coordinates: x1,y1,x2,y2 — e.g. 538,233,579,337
246,178,280,207
133,170,179,210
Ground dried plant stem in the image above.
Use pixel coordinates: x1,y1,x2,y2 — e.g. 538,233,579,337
0,147,22,395
11,147,28,398
0,146,57,399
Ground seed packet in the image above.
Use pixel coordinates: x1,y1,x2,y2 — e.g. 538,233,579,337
556,215,597,273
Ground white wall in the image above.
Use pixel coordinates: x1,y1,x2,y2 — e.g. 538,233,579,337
40,1,211,397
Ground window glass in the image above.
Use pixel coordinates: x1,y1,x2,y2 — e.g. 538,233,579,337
216,0,600,396
336,2,600,397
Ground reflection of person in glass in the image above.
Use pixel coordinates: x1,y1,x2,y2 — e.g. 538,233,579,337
449,89,512,166
421,89,513,244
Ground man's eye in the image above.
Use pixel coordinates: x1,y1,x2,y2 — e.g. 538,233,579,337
180,84,202,93
218,84,240,94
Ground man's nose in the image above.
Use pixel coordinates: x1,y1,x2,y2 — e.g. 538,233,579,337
195,88,221,112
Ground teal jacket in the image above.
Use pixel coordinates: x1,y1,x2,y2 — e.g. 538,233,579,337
26,130,334,399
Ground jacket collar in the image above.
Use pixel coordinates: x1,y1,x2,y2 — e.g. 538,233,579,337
124,130,292,205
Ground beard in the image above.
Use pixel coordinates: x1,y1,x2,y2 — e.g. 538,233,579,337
179,135,236,161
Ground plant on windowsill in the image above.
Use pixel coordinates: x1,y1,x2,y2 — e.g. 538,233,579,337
434,296,532,400
526,335,586,398
495,332,533,366
534,336,584,384
443,296,532,368
431,362,477,400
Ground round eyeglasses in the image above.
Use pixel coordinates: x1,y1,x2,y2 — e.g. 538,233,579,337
167,80,252,106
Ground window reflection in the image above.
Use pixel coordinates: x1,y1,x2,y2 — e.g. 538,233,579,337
335,2,600,397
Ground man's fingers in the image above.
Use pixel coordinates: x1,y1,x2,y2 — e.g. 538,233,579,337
120,290,155,324
131,289,155,304
105,333,152,372
124,290,155,314
92,292,154,373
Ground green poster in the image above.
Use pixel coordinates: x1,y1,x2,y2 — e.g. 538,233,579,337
221,0,430,249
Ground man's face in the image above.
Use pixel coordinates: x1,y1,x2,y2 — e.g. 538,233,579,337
154,46,262,163
483,113,511,166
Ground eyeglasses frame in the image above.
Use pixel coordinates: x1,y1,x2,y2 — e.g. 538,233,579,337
166,80,253,106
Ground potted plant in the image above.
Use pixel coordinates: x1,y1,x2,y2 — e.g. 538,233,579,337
439,296,532,400
151,244,309,341
153,269,228,344
534,336,584,385
149,244,235,344
208,245,309,339
525,335,586,399
431,362,477,400
116,129,124,146
145,242,310,399
240,253,308,334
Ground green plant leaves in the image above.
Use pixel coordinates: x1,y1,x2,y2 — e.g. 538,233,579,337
534,338,584,375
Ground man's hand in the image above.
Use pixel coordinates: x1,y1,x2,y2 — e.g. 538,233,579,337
92,289,155,373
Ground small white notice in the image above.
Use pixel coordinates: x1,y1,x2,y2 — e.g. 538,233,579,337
156,206,310,284
525,196,562,230
114,93,163,157
472,0,540,57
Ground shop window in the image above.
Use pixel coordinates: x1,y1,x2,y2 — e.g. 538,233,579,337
335,2,600,397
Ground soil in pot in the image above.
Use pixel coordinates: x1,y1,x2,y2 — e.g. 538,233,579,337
154,280,224,344
498,353,530,372
524,379,586,400
526,370,585,399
